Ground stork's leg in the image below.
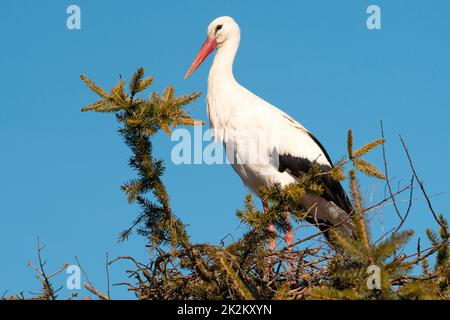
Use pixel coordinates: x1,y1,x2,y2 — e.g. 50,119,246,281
284,213,293,247
283,211,295,275
262,201,276,251
268,224,276,251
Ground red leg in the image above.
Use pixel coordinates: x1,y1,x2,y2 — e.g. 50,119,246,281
268,224,276,251
284,213,293,247
262,201,276,251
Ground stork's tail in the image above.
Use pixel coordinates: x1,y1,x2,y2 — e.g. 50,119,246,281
298,194,355,240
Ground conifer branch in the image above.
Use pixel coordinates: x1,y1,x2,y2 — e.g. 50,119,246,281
9,71,446,300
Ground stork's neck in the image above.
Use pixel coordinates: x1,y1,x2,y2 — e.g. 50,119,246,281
207,36,241,136
208,37,240,87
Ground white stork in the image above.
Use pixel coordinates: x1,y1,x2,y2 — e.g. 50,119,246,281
184,16,353,249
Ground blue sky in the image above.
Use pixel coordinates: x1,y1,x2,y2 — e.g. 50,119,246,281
0,0,449,299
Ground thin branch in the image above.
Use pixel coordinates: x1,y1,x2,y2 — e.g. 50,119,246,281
399,135,445,229
393,175,415,234
75,256,110,300
36,237,56,300
84,283,110,300
380,121,403,221
105,252,111,300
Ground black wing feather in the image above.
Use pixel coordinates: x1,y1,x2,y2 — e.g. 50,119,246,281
278,132,353,214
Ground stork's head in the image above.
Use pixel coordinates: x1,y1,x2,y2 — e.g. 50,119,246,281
184,16,240,80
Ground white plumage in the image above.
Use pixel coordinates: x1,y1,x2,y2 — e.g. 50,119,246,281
206,17,329,191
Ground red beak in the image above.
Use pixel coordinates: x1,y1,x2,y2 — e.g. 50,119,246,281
184,38,217,80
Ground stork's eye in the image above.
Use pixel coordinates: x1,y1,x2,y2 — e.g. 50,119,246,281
215,24,223,33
